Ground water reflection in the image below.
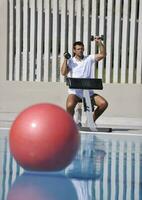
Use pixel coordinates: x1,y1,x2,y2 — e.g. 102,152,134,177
66,149,105,179
65,134,106,179
1,132,142,200
7,173,78,200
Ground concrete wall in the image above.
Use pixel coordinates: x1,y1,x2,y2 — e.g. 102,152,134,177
0,81,142,118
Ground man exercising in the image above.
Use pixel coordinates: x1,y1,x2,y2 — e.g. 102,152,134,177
61,37,108,124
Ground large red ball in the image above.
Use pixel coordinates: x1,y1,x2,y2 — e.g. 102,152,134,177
9,103,80,171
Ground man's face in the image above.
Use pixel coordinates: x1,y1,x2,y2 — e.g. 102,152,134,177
73,45,84,57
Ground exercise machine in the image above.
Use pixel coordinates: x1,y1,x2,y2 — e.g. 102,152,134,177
66,77,112,132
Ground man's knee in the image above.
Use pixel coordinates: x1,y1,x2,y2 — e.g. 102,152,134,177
66,101,76,111
100,100,108,110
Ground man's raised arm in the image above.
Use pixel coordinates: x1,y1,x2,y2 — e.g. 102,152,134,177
95,37,106,61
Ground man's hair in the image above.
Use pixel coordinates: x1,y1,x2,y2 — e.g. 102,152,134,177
73,41,84,49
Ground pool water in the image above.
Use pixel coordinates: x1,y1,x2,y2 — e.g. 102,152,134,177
0,128,142,200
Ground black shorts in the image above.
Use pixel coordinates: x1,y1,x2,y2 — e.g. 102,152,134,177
76,93,98,106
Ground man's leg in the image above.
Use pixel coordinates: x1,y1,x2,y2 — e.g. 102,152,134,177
92,94,108,122
66,94,81,117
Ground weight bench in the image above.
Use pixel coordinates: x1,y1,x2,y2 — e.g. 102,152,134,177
66,77,112,132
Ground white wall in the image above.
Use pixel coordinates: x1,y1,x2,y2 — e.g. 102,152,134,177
5,0,142,83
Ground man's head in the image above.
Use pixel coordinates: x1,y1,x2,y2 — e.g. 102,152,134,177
73,41,84,58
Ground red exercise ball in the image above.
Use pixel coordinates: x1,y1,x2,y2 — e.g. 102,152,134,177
9,103,80,171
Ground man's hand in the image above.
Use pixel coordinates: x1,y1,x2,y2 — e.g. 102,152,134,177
91,35,104,42
95,36,103,45
64,52,71,59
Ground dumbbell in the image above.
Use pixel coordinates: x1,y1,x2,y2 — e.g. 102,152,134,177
64,52,71,59
91,35,104,41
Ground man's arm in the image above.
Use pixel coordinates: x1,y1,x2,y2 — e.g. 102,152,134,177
95,38,106,61
61,58,70,76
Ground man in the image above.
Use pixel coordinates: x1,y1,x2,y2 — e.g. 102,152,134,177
61,37,108,123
